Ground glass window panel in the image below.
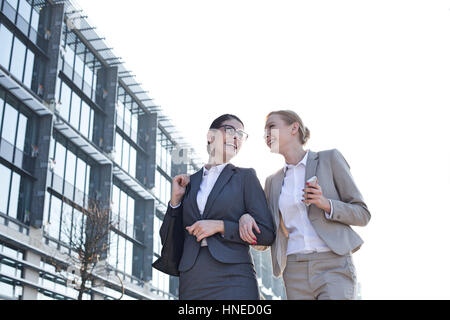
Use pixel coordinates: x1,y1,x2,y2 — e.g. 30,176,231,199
54,142,66,178
161,144,167,172
117,101,125,127
0,281,14,298
166,149,172,175
108,231,118,268
84,65,93,88
0,97,4,136
60,202,72,244
54,78,61,107
154,171,161,201
72,208,83,240
8,172,20,219
88,109,94,141
0,24,14,69
124,107,131,128
65,45,75,69
125,240,133,275
59,82,71,121
75,158,86,192
30,8,39,31
15,114,27,151
10,38,26,81
49,137,55,159
122,140,129,173
0,164,11,214
112,185,119,215
156,141,161,169
2,103,18,145
74,53,84,78
65,150,76,186
129,146,136,178
69,93,80,130
92,72,97,98
18,0,32,23
23,49,34,88
131,114,138,142
79,101,90,138
120,190,127,222
117,236,125,272
127,196,134,229
6,0,18,10
49,196,61,239
115,133,122,165
84,165,90,200
43,191,50,226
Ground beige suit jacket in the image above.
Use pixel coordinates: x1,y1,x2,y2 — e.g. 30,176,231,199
255,149,371,278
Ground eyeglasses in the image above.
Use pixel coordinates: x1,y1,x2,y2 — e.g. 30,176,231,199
218,125,249,141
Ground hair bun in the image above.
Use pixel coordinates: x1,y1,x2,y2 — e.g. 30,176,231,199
303,126,311,144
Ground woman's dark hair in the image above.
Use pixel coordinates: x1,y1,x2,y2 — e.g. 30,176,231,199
209,114,244,130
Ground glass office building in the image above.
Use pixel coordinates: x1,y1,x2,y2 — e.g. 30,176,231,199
0,0,285,300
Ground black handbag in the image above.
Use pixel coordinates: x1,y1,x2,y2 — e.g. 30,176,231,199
152,202,185,277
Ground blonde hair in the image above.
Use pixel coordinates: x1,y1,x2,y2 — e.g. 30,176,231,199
267,110,310,145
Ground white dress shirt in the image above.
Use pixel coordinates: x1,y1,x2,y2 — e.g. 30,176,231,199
279,151,333,255
170,163,228,247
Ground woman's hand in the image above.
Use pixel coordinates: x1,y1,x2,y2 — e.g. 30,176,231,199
239,214,261,245
171,174,190,207
303,179,331,213
186,220,225,242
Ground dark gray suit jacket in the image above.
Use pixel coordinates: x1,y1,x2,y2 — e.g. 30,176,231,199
160,164,276,272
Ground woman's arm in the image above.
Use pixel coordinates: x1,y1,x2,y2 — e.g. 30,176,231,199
160,174,190,244
249,176,273,251
242,169,276,246
328,149,371,227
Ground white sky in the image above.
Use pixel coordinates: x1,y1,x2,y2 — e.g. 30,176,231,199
75,0,450,299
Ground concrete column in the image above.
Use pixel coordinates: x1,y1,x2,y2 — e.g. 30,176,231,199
94,67,118,154
137,112,157,188
135,199,154,282
90,163,113,261
29,114,53,228
22,248,40,300
40,3,65,103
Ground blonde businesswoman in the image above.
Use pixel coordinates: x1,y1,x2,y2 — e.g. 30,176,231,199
238,110,371,300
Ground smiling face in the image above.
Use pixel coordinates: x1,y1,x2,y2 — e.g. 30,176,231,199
264,114,300,154
207,118,245,164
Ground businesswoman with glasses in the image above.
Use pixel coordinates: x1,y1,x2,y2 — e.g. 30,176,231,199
160,114,275,300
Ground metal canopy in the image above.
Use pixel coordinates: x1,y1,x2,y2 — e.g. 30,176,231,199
53,116,112,165
0,68,52,116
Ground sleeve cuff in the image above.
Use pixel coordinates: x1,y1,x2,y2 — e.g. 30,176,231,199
325,199,334,220
169,201,181,209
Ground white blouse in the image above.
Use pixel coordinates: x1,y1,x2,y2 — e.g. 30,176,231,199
279,151,332,255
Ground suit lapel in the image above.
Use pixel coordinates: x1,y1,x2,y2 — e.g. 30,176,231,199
187,169,203,219
305,151,319,214
202,164,236,219
270,169,285,227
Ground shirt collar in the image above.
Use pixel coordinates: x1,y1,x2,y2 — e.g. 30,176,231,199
203,163,228,177
283,150,309,173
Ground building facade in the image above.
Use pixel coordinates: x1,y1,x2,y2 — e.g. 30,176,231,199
0,0,284,300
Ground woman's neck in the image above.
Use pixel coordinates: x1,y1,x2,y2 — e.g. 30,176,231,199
206,155,227,170
282,143,306,165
